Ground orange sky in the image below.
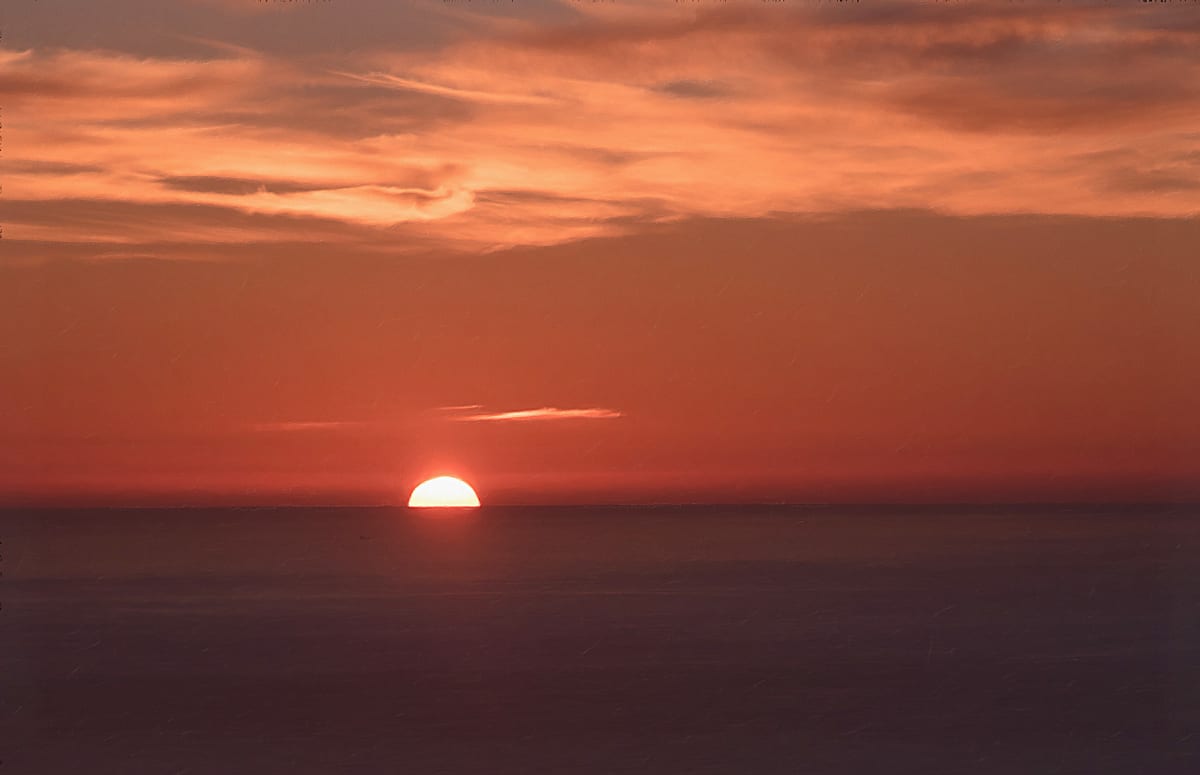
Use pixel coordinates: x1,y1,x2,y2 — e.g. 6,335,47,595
2,1,1199,505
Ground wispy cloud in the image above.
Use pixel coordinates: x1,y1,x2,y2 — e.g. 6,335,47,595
335,70,557,106
450,407,623,423
4,3,1199,259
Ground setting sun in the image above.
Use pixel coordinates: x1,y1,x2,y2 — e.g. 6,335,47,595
407,476,481,508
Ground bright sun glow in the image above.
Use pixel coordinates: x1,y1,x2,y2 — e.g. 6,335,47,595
407,476,481,508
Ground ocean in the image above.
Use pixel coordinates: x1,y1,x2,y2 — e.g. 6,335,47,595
2,505,1197,773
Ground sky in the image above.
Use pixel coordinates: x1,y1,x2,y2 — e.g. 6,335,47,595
2,0,1199,505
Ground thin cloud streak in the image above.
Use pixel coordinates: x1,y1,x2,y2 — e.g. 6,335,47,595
451,407,624,423
335,70,558,106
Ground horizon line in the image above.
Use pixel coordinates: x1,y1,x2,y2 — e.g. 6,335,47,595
3,501,1197,513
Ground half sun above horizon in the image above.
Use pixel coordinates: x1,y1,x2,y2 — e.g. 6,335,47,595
407,476,481,508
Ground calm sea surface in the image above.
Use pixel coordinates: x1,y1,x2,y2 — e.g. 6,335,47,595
2,505,1198,774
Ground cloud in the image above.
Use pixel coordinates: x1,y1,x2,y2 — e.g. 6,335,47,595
652,79,732,99
255,407,624,431
335,70,558,106
157,175,338,196
449,407,623,422
1103,167,1200,195
3,3,1199,257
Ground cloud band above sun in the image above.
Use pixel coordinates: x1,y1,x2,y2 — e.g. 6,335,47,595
248,408,624,433
3,1,1198,259
447,407,624,423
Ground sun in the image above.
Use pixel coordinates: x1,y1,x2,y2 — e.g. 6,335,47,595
407,476,481,508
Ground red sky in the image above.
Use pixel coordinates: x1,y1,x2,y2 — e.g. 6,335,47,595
2,1,1198,505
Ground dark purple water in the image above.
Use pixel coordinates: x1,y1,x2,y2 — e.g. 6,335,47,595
2,505,1198,773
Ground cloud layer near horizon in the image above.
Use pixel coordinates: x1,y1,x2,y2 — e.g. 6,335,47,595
3,1,1199,257
451,407,624,422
